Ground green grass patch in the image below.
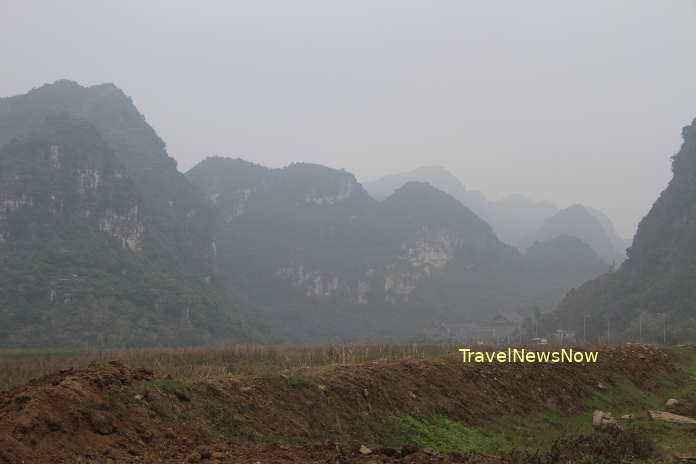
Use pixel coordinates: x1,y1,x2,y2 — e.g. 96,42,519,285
587,374,665,412
382,412,502,454
202,399,259,440
379,360,696,460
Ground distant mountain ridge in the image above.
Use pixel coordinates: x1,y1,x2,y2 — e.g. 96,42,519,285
362,165,471,202
363,165,629,262
362,166,557,246
585,206,632,261
0,80,612,346
521,204,627,264
187,157,609,342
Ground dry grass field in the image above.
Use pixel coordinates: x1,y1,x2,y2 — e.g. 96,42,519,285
0,343,461,392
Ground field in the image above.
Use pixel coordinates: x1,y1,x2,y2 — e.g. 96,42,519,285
0,344,459,392
2,343,696,463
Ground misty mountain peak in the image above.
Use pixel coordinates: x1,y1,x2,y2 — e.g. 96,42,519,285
186,156,270,199
564,203,590,214
362,165,468,201
385,181,463,208
521,203,622,263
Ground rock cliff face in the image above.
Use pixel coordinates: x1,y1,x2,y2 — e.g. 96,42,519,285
187,157,609,342
554,117,696,342
0,84,262,348
0,114,144,251
0,80,216,272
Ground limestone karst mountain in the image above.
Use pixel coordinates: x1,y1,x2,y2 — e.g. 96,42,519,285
0,82,265,347
188,157,609,342
585,206,632,261
554,117,696,342
363,165,629,263
363,166,558,246
0,80,612,346
0,80,216,272
0,115,258,347
520,204,627,264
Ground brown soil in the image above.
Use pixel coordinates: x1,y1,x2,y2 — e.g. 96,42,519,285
0,345,682,463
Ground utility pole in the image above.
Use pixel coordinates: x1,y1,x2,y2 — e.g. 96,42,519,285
639,312,643,343
663,313,667,345
606,316,611,344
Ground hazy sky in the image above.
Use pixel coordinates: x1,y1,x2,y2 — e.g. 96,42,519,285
2,1,696,236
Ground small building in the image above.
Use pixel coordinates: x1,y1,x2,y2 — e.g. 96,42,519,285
488,312,524,341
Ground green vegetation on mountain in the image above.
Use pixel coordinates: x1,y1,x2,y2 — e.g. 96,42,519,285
187,157,609,342
553,117,696,343
0,84,265,348
0,80,614,347
0,80,215,272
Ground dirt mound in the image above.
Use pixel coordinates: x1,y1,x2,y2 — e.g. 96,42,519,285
0,360,220,463
191,344,676,443
0,345,682,463
0,360,487,463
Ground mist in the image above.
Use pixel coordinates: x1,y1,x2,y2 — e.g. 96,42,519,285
3,0,696,236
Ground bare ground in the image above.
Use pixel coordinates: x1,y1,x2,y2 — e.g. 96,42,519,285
0,344,681,463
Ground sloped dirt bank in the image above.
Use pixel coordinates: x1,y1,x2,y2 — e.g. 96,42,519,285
0,345,682,463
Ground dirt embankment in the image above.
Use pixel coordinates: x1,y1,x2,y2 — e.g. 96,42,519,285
0,345,681,463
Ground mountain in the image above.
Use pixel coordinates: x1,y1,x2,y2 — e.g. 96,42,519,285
0,80,215,272
0,82,265,347
585,206,632,260
363,166,630,262
520,204,625,264
521,236,611,307
553,117,696,343
362,165,470,201
362,166,559,246
0,80,612,346
0,115,259,347
188,157,609,342
488,194,559,247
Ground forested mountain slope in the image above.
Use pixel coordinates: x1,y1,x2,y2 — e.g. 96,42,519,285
554,117,696,342
188,157,609,342
0,82,266,347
